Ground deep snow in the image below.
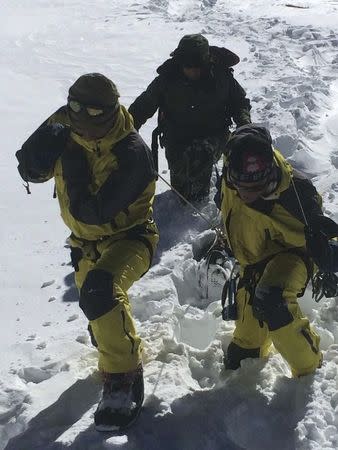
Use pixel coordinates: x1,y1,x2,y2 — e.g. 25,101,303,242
1,1,338,449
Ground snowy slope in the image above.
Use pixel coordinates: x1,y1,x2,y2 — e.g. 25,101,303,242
1,0,338,449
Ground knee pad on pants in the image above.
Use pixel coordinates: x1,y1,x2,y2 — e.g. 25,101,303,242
225,342,260,370
80,269,118,321
252,286,293,331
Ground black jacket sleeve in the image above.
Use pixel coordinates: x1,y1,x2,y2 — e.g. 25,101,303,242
128,77,164,130
62,132,156,225
279,169,338,238
227,72,252,127
16,122,70,183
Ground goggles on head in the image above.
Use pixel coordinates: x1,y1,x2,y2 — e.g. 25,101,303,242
67,98,118,117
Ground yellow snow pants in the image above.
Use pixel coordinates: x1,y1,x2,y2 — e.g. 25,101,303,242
70,224,158,373
232,252,321,377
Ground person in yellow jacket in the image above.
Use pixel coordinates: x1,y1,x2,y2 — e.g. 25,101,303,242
16,73,159,431
219,124,333,377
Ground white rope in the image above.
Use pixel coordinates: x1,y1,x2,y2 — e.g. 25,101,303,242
155,170,221,231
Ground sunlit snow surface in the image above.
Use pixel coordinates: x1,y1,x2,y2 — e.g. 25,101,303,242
1,0,338,449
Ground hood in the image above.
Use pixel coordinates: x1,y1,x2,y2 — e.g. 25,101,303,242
157,46,240,78
261,149,294,200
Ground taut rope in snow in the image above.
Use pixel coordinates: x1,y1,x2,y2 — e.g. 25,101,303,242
155,170,221,232
290,176,308,226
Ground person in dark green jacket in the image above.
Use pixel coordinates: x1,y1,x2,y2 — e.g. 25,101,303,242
129,33,252,202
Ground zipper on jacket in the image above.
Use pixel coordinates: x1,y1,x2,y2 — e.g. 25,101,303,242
96,143,102,157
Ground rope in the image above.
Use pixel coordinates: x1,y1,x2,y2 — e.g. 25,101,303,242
155,170,222,232
290,177,308,226
289,175,338,301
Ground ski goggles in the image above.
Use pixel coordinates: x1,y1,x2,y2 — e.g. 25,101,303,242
67,98,118,117
231,179,269,193
227,170,270,192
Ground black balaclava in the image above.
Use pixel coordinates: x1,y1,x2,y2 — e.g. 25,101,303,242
68,73,120,140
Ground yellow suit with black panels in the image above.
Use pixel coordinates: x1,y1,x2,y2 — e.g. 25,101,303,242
16,106,159,373
221,149,322,377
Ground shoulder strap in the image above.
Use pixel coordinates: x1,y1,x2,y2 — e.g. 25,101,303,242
277,171,321,224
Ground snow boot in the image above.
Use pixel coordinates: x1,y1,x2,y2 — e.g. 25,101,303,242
224,342,260,370
94,365,144,432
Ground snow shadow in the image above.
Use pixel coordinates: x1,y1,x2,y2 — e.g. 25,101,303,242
116,373,314,450
4,374,101,450
152,190,209,264
5,369,314,450
62,272,78,303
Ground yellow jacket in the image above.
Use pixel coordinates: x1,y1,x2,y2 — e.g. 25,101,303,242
16,106,156,241
221,150,322,269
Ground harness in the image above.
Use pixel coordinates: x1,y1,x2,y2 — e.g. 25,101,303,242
221,249,313,322
69,220,157,272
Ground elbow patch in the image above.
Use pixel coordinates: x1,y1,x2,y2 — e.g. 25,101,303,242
252,286,293,331
80,269,118,321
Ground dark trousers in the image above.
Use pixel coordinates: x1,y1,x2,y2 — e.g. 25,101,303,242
165,135,226,202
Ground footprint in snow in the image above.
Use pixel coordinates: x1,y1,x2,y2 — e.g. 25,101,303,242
76,334,89,344
41,280,55,288
18,366,53,383
36,342,47,350
26,334,37,341
67,314,79,322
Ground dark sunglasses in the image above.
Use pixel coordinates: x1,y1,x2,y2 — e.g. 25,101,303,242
67,99,118,117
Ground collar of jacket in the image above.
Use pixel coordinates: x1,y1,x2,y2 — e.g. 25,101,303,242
157,46,240,78
262,148,293,200
156,57,213,80
70,105,134,154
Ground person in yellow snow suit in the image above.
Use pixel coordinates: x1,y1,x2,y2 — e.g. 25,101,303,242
219,124,336,377
16,73,159,430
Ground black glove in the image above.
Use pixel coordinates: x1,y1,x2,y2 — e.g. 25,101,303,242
305,225,338,273
16,123,70,179
312,271,338,302
22,123,69,169
309,214,338,239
